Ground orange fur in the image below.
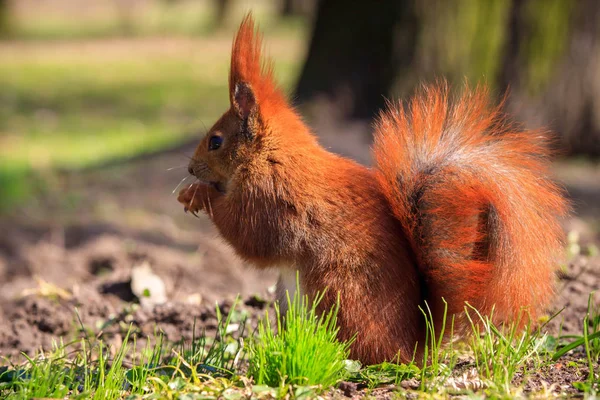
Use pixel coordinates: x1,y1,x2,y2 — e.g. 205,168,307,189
178,15,568,364
229,14,288,124
373,84,568,329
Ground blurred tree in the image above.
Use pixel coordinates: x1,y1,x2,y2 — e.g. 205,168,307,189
514,0,600,157
280,0,296,16
0,0,10,38
294,0,419,120
493,0,600,156
115,0,136,35
214,0,231,28
296,0,600,157
280,0,315,18
498,0,527,91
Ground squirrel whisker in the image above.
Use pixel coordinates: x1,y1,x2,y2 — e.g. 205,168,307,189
171,175,190,194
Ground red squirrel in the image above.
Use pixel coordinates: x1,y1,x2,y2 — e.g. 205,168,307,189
178,14,568,364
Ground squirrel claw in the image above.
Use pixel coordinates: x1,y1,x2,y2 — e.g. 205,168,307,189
183,206,199,218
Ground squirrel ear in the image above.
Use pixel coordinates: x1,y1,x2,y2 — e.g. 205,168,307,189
233,82,257,121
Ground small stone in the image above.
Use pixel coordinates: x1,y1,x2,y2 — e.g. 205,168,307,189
186,293,203,305
338,381,358,397
401,378,420,390
131,261,167,308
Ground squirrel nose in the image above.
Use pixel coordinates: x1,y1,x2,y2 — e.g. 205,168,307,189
188,166,194,175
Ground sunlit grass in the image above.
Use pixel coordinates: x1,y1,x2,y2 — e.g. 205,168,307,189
0,289,596,398
553,293,600,395
249,287,353,391
7,0,304,40
0,33,302,210
0,301,248,399
464,306,551,396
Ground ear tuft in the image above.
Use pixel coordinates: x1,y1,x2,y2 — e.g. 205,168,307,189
229,13,286,119
233,82,256,120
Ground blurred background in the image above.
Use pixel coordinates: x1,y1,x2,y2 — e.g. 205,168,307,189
1,0,600,211
0,0,599,357
1,0,600,210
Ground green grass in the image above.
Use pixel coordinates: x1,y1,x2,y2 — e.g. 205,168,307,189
0,293,351,399
179,298,248,377
0,291,598,399
552,293,600,395
0,301,248,399
4,0,305,40
419,300,457,391
464,306,549,396
0,56,222,210
248,287,353,391
0,0,306,211
0,332,145,399
1,342,78,399
0,60,226,166
0,32,302,210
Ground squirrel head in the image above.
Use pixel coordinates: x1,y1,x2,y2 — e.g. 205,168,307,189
187,13,302,192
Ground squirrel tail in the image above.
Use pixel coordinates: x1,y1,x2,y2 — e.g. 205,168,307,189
373,82,568,328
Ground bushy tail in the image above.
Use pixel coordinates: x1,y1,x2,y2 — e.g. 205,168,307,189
373,83,568,328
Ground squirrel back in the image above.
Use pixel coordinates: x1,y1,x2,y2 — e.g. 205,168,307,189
373,84,568,327
179,14,569,364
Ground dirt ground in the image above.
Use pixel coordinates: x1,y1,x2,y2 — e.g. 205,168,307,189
0,126,599,394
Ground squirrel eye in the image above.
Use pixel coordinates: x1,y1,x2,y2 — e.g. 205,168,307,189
208,135,223,151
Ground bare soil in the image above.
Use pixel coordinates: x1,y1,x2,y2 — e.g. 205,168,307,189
0,140,278,361
0,129,599,396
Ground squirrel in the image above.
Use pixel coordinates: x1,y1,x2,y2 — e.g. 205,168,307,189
178,14,568,365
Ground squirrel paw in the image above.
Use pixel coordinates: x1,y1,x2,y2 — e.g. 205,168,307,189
177,183,207,217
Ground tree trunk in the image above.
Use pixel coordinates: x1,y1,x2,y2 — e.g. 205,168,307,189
497,0,600,156
214,0,231,28
280,0,294,17
279,0,315,18
542,0,600,156
0,0,10,38
294,0,419,120
498,0,528,92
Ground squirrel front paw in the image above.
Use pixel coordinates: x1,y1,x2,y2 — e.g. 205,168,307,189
177,183,208,217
